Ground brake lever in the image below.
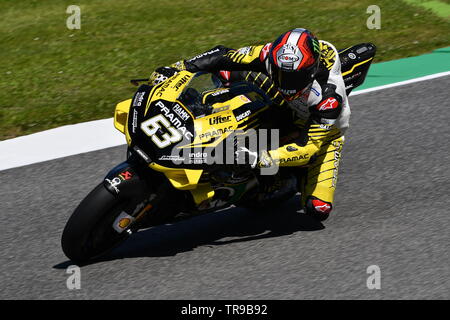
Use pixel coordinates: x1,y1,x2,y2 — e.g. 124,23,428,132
130,78,150,86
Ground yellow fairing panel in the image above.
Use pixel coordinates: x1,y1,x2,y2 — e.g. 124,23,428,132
145,71,194,115
181,95,254,149
114,99,132,134
149,163,202,190
149,163,214,204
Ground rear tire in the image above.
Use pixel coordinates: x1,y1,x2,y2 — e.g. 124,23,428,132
61,183,131,263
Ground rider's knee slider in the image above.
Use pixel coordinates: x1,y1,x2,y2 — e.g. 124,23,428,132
305,196,332,220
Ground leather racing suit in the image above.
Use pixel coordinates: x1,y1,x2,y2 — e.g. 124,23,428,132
160,40,349,220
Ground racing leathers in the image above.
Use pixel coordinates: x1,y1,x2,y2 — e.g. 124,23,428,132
162,40,349,220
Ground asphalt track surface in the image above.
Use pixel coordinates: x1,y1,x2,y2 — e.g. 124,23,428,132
1,76,449,300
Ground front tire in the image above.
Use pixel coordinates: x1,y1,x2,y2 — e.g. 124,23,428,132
61,183,131,263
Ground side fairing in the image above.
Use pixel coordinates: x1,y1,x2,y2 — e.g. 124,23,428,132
339,43,377,95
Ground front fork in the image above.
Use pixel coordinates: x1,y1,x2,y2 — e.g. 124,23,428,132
103,157,189,233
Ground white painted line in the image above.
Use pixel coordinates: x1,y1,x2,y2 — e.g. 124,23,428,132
1,71,449,171
0,118,124,171
350,71,450,96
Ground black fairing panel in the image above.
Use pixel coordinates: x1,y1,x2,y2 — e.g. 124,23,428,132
339,43,377,95
126,84,196,166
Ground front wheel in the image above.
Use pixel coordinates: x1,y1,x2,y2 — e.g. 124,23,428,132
61,183,132,263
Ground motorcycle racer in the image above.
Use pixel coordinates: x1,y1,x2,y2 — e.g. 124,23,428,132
151,28,349,221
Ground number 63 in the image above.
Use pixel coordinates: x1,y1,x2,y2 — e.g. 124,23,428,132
140,114,182,149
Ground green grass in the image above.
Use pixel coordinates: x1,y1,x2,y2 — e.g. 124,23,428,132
1,0,449,140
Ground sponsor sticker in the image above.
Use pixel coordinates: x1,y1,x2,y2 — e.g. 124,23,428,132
279,88,298,96
219,71,231,81
277,154,309,164
238,94,251,104
235,110,251,121
105,170,133,194
319,124,333,130
118,218,132,229
344,71,362,82
158,155,185,161
286,146,298,152
156,77,175,97
112,212,136,233
118,170,133,180
132,110,138,133
209,115,231,125
312,200,331,213
155,101,193,140
189,152,208,164
105,177,121,194
211,88,229,96
172,103,190,121
317,97,339,111
212,105,230,114
188,48,220,62
133,146,151,163
310,87,320,97
199,126,233,139
173,74,191,91
260,43,272,61
279,54,300,63
133,91,145,107
237,46,252,55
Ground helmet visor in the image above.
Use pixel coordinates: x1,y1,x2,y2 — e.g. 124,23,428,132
272,65,315,98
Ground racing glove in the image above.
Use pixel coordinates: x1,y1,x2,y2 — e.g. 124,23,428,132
235,147,274,169
149,66,179,85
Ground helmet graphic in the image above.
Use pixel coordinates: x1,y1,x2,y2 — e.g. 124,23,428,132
268,28,320,100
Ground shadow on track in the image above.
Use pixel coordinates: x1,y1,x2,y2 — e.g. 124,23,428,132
53,195,323,268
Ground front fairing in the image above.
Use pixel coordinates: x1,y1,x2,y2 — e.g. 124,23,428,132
125,72,272,169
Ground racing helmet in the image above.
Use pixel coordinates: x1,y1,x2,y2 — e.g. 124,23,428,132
268,28,321,100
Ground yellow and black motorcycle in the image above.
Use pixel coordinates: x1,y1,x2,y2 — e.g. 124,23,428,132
61,43,376,263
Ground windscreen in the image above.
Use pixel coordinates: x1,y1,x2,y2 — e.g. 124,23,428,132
177,72,222,117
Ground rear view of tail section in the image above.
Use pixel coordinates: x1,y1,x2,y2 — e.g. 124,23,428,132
339,43,377,95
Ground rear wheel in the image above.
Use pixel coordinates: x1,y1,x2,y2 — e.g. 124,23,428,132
61,183,132,263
